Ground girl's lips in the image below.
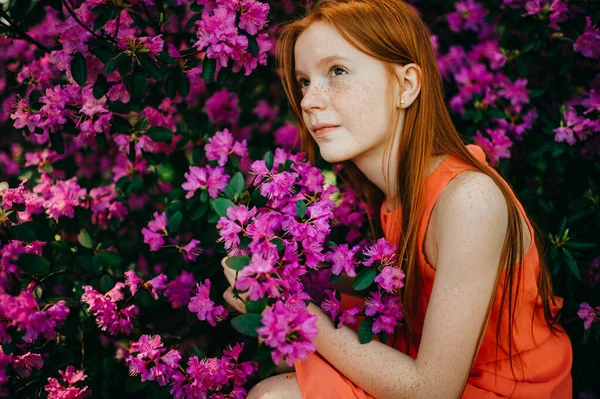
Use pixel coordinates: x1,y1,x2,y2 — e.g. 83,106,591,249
314,125,340,137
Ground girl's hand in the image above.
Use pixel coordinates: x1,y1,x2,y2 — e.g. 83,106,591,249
221,256,248,314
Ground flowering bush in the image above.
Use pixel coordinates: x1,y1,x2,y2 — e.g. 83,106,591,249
0,0,598,397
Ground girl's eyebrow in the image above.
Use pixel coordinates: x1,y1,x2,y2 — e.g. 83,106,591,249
295,55,351,77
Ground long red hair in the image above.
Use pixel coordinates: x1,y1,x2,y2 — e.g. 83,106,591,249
276,0,561,392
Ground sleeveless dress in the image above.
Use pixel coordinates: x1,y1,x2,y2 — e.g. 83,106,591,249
294,144,573,398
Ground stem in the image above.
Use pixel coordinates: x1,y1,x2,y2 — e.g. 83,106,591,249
0,9,51,53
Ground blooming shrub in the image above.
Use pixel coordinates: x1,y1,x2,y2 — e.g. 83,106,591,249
0,0,598,397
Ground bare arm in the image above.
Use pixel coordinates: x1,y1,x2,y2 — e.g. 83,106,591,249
306,173,508,398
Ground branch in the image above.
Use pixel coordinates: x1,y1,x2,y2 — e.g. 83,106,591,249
61,0,117,44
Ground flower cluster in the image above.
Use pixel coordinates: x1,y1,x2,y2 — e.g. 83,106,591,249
44,366,92,399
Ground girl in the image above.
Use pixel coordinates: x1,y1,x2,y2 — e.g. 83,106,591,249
222,0,573,397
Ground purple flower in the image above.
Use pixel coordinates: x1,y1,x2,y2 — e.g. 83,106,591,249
202,87,241,125
577,302,599,330
338,307,361,328
374,266,405,294
44,365,92,399
164,271,197,308
574,16,600,59
205,128,248,166
446,0,489,33
44,177,87,221
12,352,43,378
182,165,229,199
257,301,318,366
238,0,270,35
124,270,142,296
147,274,168,300
142,228,165,251
320,289,340,320
326,244,359,277
235,254,282,301
498,77,530,107
362,238,397,267
188,279,228,326
126,335,182,386
474,128,513,163
181,239,202,262
81,285,138,336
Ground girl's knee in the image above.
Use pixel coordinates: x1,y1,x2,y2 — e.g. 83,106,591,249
247,373,302,399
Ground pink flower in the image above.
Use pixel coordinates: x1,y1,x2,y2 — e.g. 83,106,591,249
362,238,397,267
148,211,167,232
126,335,182,386
202,87,241,125
238,0,270,35
44,365,92,399
12,352,43,378
188,279,228,326
320,290,340,320
574,16,600,59
257,301,318,366
142,228,164,251
205,128,249,166
164,271,197,308
338,307,361,328
146,274,168,300
326,244,359,277
124,270,142,296
374,266,405,294
182,165,229,199
181,239,202,262
474,128,513,163
577,302,599,330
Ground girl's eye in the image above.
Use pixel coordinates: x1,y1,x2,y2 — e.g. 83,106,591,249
298,66,347,90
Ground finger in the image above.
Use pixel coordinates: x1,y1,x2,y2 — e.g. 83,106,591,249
223,287,246,314
223,265,237,287
221,256,229,269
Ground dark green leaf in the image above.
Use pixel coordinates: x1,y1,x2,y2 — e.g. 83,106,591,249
377,332,390,344
10,222,53,242
226,255,251,271
97,251,121,267
246,297,267,314
231,314,262,337
139,55,163,81
202,57,217,84
125,378,148,393
247,35,259,57
93,74,108,99
562,249,582,280
296,200,306,218
358,318,374,344
177,70,190,98
217,66,232,84
146,127,173,143
167,211,183,233
251,189,268,207
104,52,127,75
164,72,177,99
259,357,277,379
353,268,376,291
263,151,274,170
184,13,204,32
212,198,235,217
558,217,567,236
565,242,598,251
230,172,245,195
18,254,50,275
100,275,115,293
190,203,208,220
129,68,147,99
71,52,87,87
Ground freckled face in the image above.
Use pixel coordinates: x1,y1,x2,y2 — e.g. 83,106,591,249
294,21,394,164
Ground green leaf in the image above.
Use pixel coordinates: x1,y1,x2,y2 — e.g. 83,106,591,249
247,35,259,57
10,222,52,242
71,52,88,87
100,275,115,293
251,189,268,207
96,251,121,267
226,255,251,271
558,217,568,236
562,249,582,280
78,229,94,249
377,332,390,344
212,198,235,217
93,74,108,99
129,67,147,99
176,70,190,98
104,52,127,75
146,127,173,143
184,13,203,32
230,172,245,195
217,66,232,84
190,203,208,221
353,268,376,291
167,211,183,233
202,57,217,84
259,357,277,379
139,55,163,81
296,200,307,218
164,72,176,99
565,242,598,251
18,254,50,276
263,151,274,170
92,6,116,31
125,378,148,393
246,297,267,314
358,318,374,344
231,314,262,337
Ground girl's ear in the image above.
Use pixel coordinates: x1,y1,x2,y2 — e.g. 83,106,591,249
392,63,422,108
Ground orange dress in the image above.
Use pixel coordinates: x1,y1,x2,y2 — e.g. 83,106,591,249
294,144,573,398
